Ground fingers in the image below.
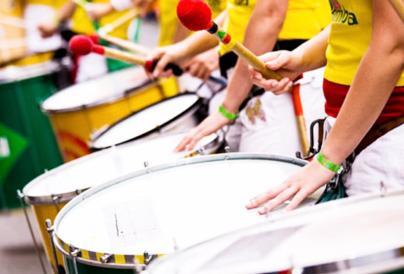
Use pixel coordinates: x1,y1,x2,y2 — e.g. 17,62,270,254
258,186,299,215
175,128,204,152
246,182,289,209
265,51,291,71
285,188,311,211
249,67,292,94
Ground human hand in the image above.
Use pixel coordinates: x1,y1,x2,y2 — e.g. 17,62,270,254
249,50,303,95
86,3,113,20
183,49,219,80
37,19,59,38
246,159,335,214
148,43,188,78
176,111,231,152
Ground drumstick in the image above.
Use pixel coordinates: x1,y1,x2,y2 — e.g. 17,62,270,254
389,0,404,22
69,35,184,76
98,9,139,35
177,0,310,156
291,85,310,156
97,33,150,55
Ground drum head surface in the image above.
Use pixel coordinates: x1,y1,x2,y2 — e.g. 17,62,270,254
92,94,200,148
0,62,59,83
55,155,308,256
146,192,404,274
41,67,150,112
22,133,219,200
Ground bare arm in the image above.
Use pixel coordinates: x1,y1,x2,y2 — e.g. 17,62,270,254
321,0,404,165
57,0,77,22
223,0,288,113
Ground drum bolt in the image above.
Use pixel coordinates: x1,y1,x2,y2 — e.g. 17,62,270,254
101,254,112,263
45,219,54,232
17,189,24,199
224,146,231,153
52,195,61,202
75,189,82,195
143,161,149,168
71,248,81,257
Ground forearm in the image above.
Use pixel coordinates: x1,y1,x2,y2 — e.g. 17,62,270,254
224,0,287,112
322,44,404,163
293,25,330,73
57,1,77,22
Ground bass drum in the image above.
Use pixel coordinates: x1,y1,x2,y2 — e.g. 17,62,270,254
146,191,404,274
41,66,173,162
53,154,323,273
22,132,222,273
90,93,203,151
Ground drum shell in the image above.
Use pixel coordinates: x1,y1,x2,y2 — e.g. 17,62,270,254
44,82,168,162
30,201,67,272
0,64,63,209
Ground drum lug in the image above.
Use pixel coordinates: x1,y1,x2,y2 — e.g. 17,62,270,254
101,254,112,264
46,219,62,274
224,146,231,153
51,194,61,203
143,252,158,265
75,189,83,195
143,161,149,168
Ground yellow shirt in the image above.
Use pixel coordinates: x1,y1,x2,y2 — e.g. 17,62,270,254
325,0,404,86
220,0,331,55
71,0,131,38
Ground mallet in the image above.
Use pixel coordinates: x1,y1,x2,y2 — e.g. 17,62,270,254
69,35,183,76
176,0,309,155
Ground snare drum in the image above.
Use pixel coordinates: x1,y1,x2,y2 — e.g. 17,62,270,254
146,191,404,274
21,132,222,272
41,67,173,162
90,93,202,151
53,154,322,273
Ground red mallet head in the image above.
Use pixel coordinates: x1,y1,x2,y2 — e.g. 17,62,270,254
69,35,105,56
177,0,212,31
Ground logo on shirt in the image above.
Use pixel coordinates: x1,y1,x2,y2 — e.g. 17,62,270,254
329,0,359,25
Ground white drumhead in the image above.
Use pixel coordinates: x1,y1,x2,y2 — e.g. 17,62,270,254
92,94,200,148
55,155,310,256
23,133,219,199
286,194,404,269
147,192,404,274
41,67,150,112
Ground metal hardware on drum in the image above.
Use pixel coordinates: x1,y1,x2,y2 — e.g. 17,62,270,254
70,248,81,274
17,190,48,274
45,219,61,274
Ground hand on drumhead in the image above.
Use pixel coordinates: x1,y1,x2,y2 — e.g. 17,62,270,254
183,49,219,80
176,112,230,152
246,160,334,214
148,44,187,79
249,50,303,95
85,3,113,20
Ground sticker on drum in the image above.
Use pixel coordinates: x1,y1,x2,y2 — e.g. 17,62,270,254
52,154,323,272
90,93,202,150
146,191,404,274
21,132,223,272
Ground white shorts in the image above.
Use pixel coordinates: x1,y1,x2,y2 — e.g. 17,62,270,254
238,68,326,157
325,118,404,196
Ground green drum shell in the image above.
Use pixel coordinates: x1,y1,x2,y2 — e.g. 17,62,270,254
0,63,63,209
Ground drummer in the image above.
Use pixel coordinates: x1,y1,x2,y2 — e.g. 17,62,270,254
151,0,330,154
247,0,404,213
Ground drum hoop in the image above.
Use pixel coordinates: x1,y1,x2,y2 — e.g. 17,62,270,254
40,79,156,114
53,153,307,267
89,92,202,151
22,132,224,205
299,246,404,274
0,61,60,84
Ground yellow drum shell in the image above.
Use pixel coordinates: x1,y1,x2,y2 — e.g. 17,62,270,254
42,67,178,162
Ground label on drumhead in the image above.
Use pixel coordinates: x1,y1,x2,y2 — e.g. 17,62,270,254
92,94,199,148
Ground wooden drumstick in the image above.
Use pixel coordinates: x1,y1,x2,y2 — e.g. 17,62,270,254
98,9,139,35
389,0,404,22
69,35,184,76
177,0,310,156
97,33,150,55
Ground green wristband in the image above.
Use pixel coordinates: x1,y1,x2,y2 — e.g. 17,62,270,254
316,152,343,174
218,105,238,121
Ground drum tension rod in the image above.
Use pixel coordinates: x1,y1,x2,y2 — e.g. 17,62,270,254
17,190,49,274
45,219,61,274
101,254,113,264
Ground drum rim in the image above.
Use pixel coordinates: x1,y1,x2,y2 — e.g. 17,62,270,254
52,153,307,268
40,67,159,113
0,61,60,84
21,132,224,205
147,191,404,274
89,92,202,151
